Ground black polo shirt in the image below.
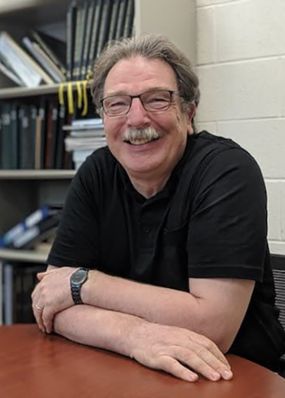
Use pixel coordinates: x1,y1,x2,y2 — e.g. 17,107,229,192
48,131,285,370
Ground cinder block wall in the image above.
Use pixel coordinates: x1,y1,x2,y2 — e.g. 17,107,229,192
196,0,285,255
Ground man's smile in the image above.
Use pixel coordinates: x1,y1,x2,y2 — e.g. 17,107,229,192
123,135,160,145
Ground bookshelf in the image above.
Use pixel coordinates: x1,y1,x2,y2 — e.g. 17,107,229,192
0,0,196,324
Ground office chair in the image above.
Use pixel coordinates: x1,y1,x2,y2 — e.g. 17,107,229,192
271,254,285,377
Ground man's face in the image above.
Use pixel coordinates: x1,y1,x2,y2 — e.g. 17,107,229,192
102,56,193,183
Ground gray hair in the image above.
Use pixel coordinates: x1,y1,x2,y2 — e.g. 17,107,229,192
91,34,200,130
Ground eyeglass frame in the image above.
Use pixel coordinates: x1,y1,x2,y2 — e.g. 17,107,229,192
100,89,181,117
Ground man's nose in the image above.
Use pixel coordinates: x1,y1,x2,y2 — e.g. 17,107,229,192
126,98,150,128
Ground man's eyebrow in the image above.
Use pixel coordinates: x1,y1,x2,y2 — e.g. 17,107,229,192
103,87,175,97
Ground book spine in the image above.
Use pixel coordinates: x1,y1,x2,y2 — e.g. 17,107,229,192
80,0,96,80
87,0,103,74
95,0,113,59
123,0,135,38
3,264,13,325
66,0,78,81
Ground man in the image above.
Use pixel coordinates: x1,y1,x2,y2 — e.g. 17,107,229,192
32,34,285,382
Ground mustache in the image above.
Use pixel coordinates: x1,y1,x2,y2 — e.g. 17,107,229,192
123,127,160,142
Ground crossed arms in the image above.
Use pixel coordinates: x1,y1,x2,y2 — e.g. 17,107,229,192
32,264,254,382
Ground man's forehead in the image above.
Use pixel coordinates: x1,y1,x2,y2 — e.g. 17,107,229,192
104,56,177,94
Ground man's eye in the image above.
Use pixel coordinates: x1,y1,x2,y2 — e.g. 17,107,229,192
149,96,168,103
109,100,128,108
145,94,170,108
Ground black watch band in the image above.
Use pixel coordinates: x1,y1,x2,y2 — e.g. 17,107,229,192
70,267,89,305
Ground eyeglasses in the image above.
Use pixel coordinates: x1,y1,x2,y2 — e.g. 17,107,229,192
101,89,178,117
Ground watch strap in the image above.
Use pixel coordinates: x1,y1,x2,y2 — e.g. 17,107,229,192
70,267,89,305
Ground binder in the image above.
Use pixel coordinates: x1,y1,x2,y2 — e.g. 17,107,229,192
11,213,61,249
0,205,62,248
18,104,35,169
1,103,19,169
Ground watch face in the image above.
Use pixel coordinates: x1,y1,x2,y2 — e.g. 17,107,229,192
72,269,88,284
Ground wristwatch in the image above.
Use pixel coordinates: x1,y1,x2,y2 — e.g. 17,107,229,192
70,267,89,304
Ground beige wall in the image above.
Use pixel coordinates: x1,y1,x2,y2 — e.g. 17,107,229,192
196,0,285,255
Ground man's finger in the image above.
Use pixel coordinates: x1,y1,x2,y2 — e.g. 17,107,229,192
190,346,233,380
42,307,54,334
193,334,231,368
156,355,199,382
32,304,45,333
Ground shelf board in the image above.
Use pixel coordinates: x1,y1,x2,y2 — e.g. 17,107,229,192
0,169,75,180
0,0,69,24
0,246,50,263
0,83,61,99
0,79,93,99
0,0,39,14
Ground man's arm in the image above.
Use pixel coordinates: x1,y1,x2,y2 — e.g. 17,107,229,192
52,303,233,382
33,266,254,353
82,270,254,353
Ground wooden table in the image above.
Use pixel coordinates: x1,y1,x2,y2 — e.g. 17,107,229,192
0,324,285,398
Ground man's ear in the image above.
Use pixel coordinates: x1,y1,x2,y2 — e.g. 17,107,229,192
185,103,196,133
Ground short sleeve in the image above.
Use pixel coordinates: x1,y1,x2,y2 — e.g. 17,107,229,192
187,148,267,281
47,159,100,267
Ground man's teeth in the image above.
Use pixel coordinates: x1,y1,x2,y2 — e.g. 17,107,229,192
128,136,159,145
129,138,152,145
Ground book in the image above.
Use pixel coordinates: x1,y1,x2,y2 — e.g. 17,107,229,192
0,103,19,169
70,117,103,128
87,0,103,75
65,136,106,151
0,59,24,86
0,109,2,169
80,0,96,80
115,0,129,40
72,0,88,81
0,204,62,248
29,30,67,75
18,104,35,169
22,36,65,83
72,148,94,169
44,101,58,169
11,213,61,249
34,103,44,170
0,31,53,87
2,262,46,324
107,0,121,43
123,0,135,38
95,0,113,59
54,104,67,169
66,0,78,81
35,98,48,169
78,0,90,80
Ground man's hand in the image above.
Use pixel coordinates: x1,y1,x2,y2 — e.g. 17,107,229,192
31,266,75,334
129,321,233,382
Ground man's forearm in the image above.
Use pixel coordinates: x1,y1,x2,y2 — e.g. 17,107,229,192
54,304,143,357
53,304,233,383
81,270,198,330
81,270,253,353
